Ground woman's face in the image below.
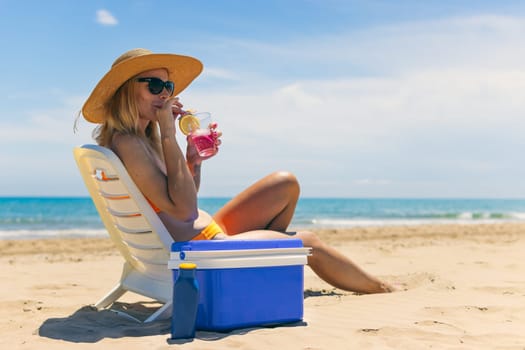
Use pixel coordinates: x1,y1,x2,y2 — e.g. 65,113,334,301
134,68,171,123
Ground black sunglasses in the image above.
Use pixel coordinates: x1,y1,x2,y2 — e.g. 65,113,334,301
136,77,175,96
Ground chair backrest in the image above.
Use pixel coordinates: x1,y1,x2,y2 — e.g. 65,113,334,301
73,144,173,281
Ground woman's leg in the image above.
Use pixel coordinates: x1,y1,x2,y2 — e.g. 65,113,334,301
219,229,393,294
213,171,392,293
296,231,393,293
213,171,300,234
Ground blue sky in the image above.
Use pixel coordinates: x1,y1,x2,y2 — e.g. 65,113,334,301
1,0,525,198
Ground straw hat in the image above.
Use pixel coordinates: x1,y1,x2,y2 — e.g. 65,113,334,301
82,48,203,123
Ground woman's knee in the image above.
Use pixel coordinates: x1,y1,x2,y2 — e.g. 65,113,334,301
269,171,300,197
296,230,322,249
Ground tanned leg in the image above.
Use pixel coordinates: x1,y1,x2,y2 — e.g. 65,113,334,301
213,171,300,234
220,229,393,294
213,171,393,294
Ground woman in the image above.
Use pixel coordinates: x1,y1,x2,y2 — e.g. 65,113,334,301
82,48,393,294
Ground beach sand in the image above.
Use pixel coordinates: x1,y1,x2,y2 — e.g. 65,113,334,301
1,223,524,349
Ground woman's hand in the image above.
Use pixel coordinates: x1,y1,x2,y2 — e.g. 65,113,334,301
157,97,184,123
170,98,184,119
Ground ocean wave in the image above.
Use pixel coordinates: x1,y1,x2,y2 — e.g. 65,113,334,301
291,212,525,229
510,212,525,220
293,219,521,229
2,214,524,239
2,197,525,238
370,211,522,220
455,211,516,220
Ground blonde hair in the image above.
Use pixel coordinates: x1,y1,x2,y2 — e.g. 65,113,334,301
92,76,162,155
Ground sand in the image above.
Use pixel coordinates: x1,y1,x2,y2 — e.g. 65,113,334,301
1,223,524,349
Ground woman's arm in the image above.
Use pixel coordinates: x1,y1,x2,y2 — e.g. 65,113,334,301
112,98,198,222
188,162,202,192
113,133,198,222
185,135,202,192
156,98,199,219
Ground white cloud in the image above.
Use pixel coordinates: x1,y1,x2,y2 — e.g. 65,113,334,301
274,83,323,110
0,92,100,196
96,9,118,26
203,67,239,80
182,15,525,196
5,13,525,197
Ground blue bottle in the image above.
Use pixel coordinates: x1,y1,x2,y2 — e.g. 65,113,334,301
171,262,199,339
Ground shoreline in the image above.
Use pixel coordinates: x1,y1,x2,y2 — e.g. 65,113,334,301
2,222,524,255
2,223,525,349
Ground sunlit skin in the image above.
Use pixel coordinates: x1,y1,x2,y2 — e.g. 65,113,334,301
111,68,394,293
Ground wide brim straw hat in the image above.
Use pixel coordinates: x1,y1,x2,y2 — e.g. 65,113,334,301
82,48,203,123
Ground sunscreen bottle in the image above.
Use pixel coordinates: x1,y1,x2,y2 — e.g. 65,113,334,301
171,262,199,339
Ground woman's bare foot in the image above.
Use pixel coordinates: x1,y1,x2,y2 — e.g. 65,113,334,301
366,279,397,293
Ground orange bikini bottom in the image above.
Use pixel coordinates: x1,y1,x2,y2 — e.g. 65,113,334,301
191,220,223,241
146,198,222,240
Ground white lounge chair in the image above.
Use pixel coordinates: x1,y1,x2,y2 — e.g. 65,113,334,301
73,144,174,323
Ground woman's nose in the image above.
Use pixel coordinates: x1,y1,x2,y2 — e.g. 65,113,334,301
159,89,170,99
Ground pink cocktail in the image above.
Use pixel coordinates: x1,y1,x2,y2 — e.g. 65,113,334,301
178,111,218,158
191,128,217,157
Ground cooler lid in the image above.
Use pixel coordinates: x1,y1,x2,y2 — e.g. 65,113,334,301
168,240,311,269
171,239,304,252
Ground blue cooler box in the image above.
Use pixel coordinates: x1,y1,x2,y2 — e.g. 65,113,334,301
168,239,311,331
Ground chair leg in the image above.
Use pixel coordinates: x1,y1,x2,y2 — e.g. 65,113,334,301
94,283,126,310
144,301,172,323
95,262,133,309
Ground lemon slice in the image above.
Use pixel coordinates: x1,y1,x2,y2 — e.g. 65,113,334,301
178,114,200,135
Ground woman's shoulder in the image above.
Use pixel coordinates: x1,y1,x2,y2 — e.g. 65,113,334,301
111,133,147,150
110,133,150,160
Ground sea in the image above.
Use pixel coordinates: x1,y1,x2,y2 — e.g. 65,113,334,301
1,197,525,240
